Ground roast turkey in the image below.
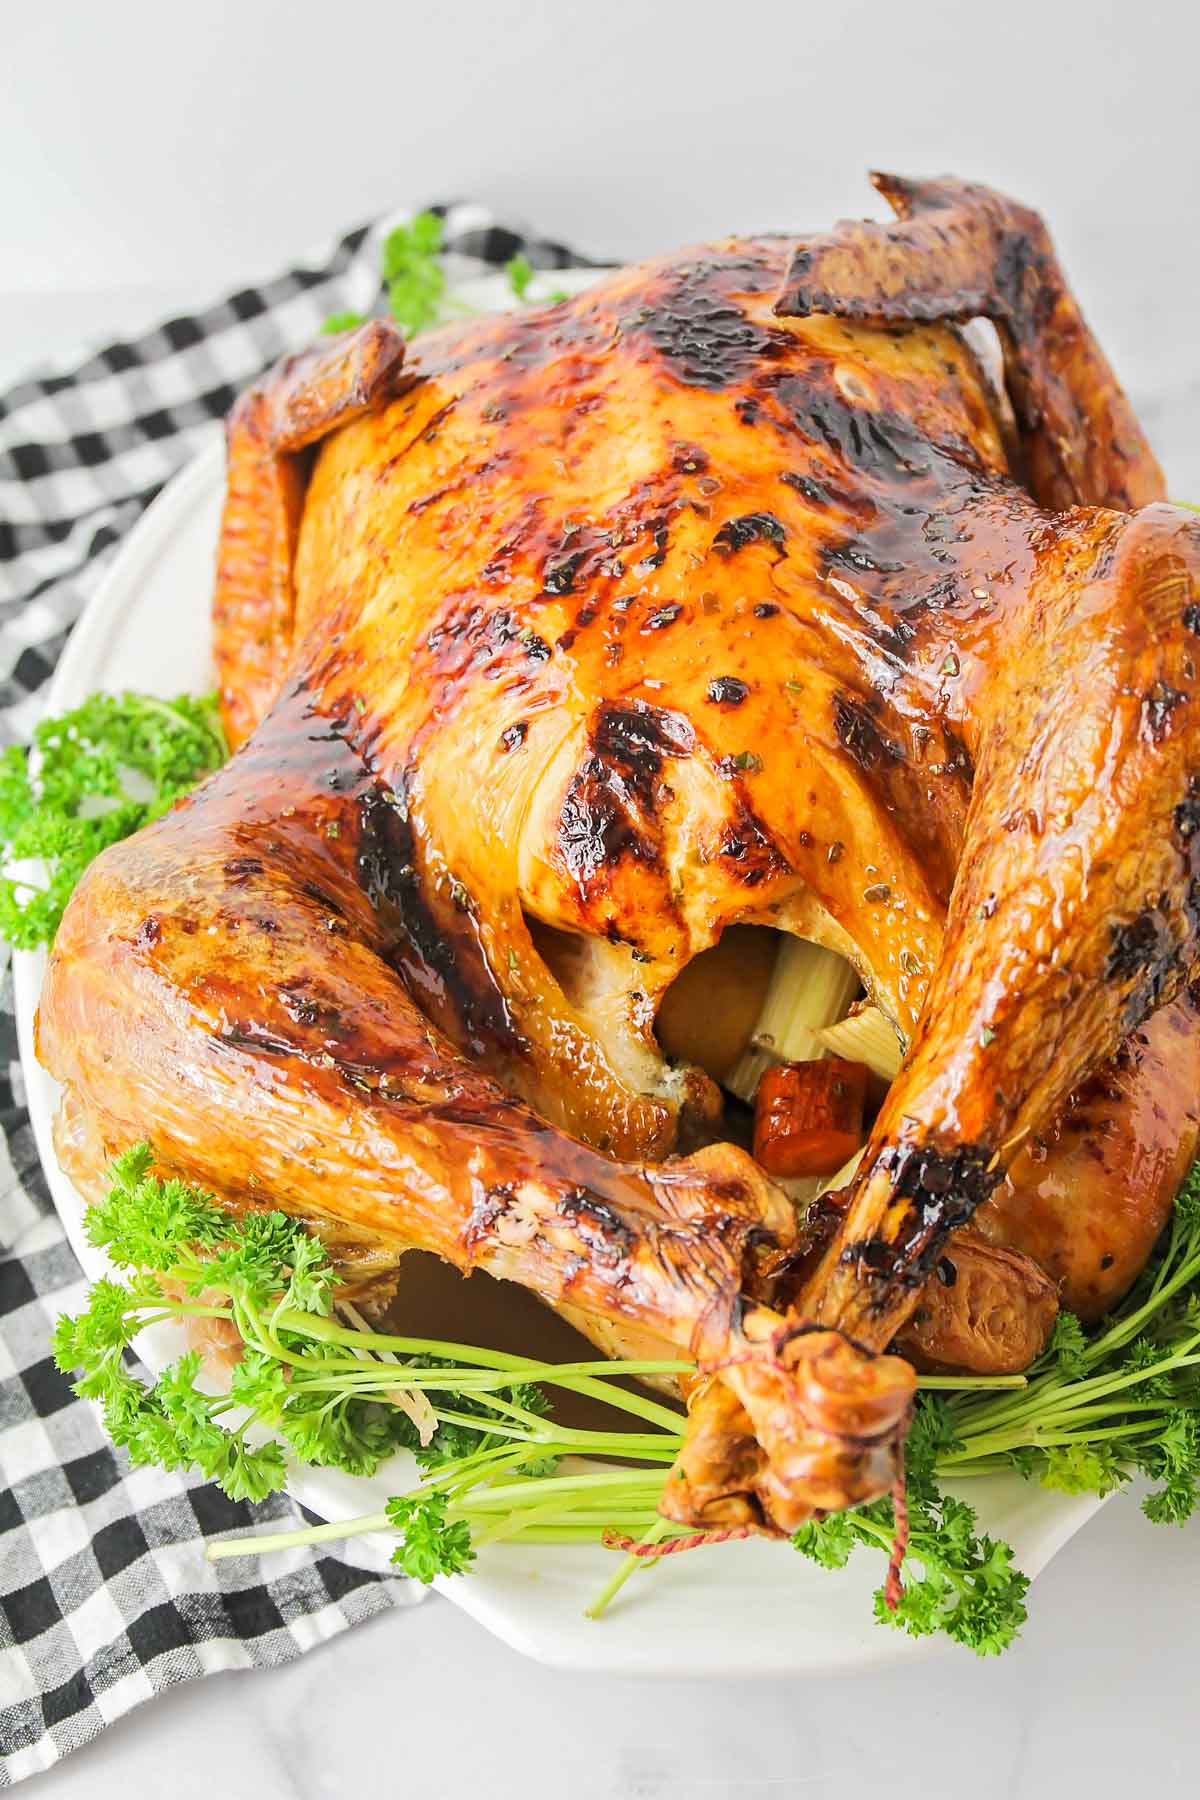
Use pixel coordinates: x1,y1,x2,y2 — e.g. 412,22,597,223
37,175,1200,1534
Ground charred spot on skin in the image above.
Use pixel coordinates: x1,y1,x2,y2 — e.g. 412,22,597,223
634,261,793,390
355,784,416,915
220,1022,302,1060
780,470,830,506
630,523,670,577
133,914,162,950
872,613,920,664
354,780,520,1059
840,1238,893,1274
1173,777,1200,936
847,1144,1001,1300
465,1182,517,1251
1141,680,1188,745
557,701,695,885
1106,904,1175,983
672,442,709,474
766,373,943,486
717,807,789,886
825,541,905,581
712,512,787,558
940,724,975,783
543,551,585,595
222,856,265,885
299,880,344,918
642,603,682,632
1183,603,1200,636
500,720,528,753
557,1188,634,1264
595,702,694,778
1106,902,1184,1025
475,496,545,587
707,676,749,708
278,986,342,1033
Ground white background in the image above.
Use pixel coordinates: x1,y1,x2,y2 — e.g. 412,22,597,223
3,2,1200,1794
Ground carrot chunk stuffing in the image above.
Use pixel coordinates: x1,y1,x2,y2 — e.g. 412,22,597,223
753,1057,867,1177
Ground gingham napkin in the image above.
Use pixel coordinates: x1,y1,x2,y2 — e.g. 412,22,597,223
0,205,595,1785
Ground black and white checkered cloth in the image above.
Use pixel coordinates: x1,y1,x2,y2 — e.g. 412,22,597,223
0,204,596,1785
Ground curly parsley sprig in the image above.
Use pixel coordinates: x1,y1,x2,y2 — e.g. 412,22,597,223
793,1399,1031,1655
0,689,226,949
321,212,569,340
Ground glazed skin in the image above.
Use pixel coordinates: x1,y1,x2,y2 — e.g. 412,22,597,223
37,176,1200,1532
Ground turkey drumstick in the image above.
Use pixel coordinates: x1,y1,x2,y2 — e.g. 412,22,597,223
797,500,1200,1339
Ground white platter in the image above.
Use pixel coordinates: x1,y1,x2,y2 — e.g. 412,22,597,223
13,268,1105,1676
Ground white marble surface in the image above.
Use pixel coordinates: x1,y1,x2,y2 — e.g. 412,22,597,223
4,4,1200,1791
24,1488,1200,1799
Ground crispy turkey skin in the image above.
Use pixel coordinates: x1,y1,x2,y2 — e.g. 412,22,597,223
37,176,1200,1534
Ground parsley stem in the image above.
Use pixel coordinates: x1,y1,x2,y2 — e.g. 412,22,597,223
137,1304,236,1327
918,1372,1027,1391
428,1404,676,1456
473,1496,585,1546
942,1416,1168,1463
269,1310,688,1386
456,1469,669,1509
207,1511,390,1561
1085,1255,1200,1362
951,1341,1200,1445
585,1516,673,1619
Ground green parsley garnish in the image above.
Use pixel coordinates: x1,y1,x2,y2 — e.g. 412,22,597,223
321,212,572,338
506,253,534,301
381,211,447,337
793,1398,1030,1655
320,310,367,336
0,690,227,949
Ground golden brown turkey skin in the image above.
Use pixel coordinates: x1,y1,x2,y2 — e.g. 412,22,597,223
280,241,1021,1162
213,324,408,748
37,177,1200,1530
976,992,1200,1321
895,1234,1059,1376
777,172,1163,514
